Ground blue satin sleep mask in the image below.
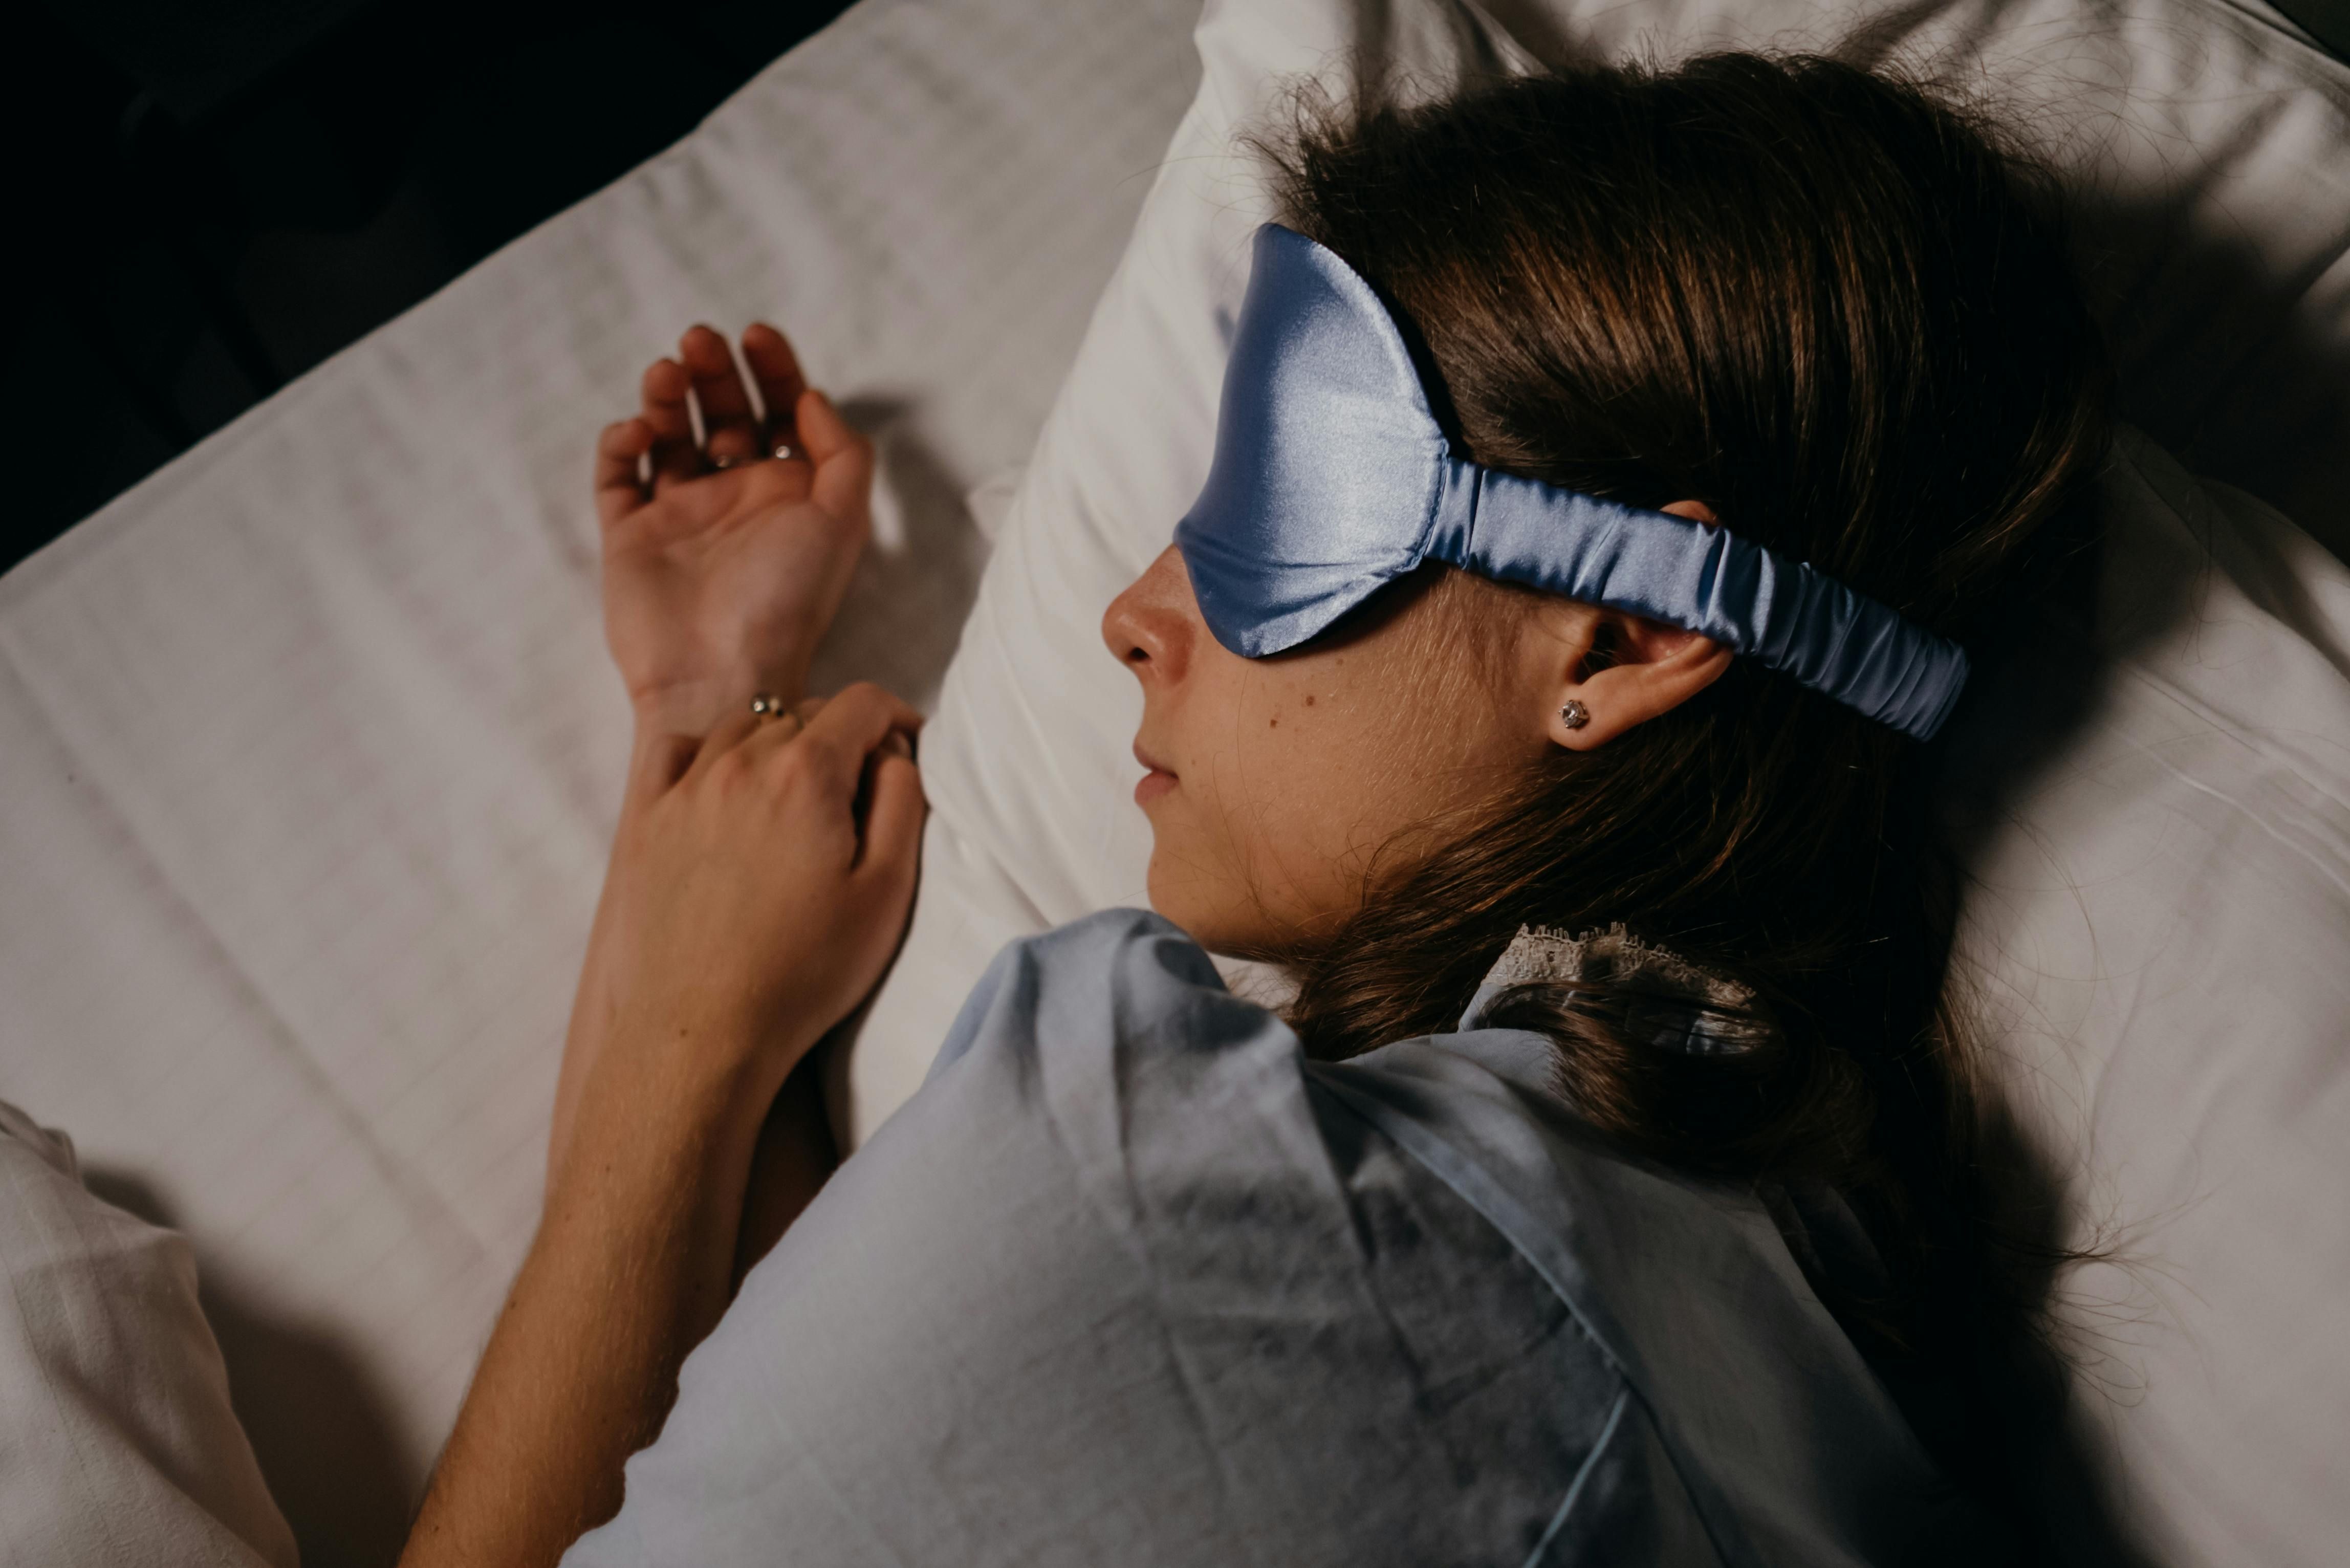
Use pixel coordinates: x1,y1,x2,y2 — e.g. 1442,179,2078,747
1173,224,1970,742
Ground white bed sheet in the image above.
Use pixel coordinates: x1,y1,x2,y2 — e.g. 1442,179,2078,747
0,0,1199,1559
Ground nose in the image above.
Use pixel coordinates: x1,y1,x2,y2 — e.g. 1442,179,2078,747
1101,546,1197,685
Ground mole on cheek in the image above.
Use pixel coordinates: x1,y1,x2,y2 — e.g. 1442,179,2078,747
1269,715,1279,729
1304,694,1316,707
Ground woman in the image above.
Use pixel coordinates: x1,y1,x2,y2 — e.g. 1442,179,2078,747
401,52,2107,1567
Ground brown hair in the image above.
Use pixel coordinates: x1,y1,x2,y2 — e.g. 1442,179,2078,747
1256,54,2110,1511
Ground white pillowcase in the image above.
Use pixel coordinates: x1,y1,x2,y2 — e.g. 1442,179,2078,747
845,2,2350,1564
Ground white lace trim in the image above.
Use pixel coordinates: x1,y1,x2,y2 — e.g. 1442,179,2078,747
1479,923,1766,1054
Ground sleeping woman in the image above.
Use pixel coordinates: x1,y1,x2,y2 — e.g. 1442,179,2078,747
400,52,2107,1568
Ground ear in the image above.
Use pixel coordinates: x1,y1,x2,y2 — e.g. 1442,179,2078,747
1533,500,1735,751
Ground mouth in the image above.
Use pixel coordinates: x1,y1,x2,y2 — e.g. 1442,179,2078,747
1132,739,1177,805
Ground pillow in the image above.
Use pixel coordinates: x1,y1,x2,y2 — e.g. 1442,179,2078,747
1939,432,2350,1565
843,1,2350,1563
0,1101,294,1567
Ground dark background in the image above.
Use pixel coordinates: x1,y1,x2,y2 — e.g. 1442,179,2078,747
9,0,2348,579
5,0,857,576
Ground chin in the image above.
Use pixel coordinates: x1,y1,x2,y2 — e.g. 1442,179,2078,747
1145,861,1280,961
1143,861,1207,941
1144,858,1229,952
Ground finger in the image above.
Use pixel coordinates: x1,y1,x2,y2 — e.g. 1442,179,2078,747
681,324,761,466
855,746,927,875
742,323,807,449
595,418,655,527
803,682,922,749
791,682,921,787
640,358,701,493
683,701,772,786
729,712,818,793
729,698,819,753
796,389,875,524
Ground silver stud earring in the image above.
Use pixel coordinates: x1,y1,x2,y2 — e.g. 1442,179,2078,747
1559,699,1591,731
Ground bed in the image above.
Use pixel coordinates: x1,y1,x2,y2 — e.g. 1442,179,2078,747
0,0,1200,1557
3,0,2347,1564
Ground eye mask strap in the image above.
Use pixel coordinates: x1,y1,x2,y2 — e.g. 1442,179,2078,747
1428,461,1969,741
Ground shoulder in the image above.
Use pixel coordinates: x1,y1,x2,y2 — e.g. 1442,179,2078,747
924,906,1297,1133
579,914,1989,1565
922,907,1343,1230
573,912,1644,1566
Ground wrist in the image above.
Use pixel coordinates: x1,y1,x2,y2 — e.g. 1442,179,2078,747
629,682,725,742
628,662,810,741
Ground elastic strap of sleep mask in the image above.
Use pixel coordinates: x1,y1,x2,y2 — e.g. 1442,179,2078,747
1174,225,1970,743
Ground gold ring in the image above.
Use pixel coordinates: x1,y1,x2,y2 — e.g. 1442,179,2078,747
749,692,787,718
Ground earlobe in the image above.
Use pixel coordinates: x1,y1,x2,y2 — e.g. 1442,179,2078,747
1547,622,1733,751
1518,579,1733,751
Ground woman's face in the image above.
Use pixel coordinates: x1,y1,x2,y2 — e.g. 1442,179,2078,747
1101,548,1560,955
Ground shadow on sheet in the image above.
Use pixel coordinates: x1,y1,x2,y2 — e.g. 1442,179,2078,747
84,1168,416,1568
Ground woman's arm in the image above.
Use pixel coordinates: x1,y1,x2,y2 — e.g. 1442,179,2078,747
404,694,922,1568
403,326,910,1568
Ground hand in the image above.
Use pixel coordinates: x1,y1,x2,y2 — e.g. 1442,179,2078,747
594,324,874,738
585,683,926,1134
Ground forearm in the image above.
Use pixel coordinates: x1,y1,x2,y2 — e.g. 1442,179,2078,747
550,868,627,1190
550,721,703,1187
408,1051,759,1568
555,871,840,1285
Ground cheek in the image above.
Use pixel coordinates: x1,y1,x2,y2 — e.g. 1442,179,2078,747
1205,676,1338,858
1172,659,1427,922
1224,645,1530,882
1138,604,1531,949
1138,659,1341,940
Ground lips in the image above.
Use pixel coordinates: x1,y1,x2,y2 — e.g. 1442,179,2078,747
1132,739,1177,805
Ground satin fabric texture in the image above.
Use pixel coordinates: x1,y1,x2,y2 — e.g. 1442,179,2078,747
1173,224,1970,742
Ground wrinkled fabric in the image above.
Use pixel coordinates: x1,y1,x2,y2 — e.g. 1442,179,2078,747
0,1103,295,1568
568,910,1983,1566
1173,225,1969,739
